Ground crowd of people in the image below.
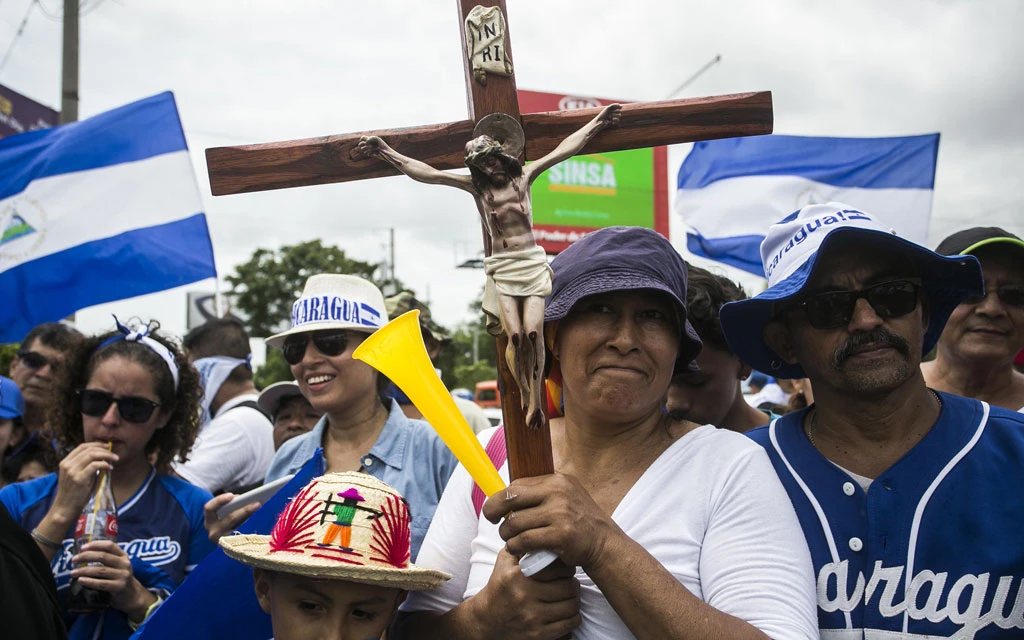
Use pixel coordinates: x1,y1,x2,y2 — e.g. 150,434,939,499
0,204,1022,639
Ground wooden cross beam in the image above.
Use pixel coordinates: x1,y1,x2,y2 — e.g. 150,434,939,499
207,91,771,195
205,0,773,483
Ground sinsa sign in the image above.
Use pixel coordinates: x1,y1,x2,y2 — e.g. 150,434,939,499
519,90,669,254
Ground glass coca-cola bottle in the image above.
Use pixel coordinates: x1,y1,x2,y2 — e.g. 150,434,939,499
67,467,118,614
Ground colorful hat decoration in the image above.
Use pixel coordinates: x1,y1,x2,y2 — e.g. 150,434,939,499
219,472,449,590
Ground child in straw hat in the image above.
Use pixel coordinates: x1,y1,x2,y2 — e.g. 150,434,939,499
220,472,449,640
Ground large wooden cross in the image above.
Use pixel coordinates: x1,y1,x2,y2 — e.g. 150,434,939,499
206,1,772,483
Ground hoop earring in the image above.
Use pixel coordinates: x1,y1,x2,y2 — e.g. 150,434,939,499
770,359,783,371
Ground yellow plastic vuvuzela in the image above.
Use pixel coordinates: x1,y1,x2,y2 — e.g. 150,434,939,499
352,310,505,498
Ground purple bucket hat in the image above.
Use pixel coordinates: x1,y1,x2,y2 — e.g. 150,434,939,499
545,226,702,373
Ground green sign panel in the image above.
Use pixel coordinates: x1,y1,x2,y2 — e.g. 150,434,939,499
531,148,656,230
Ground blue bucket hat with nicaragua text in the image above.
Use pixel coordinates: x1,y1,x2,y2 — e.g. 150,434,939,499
545,226,703,373
719,202,984,379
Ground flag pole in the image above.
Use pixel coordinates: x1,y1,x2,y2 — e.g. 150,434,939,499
214,278,225,318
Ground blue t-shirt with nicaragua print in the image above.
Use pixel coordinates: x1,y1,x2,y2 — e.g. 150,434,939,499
0,468,214,640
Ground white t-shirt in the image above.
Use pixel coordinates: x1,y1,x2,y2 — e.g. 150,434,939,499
173,393,275,494
402,425,819,640
746,382,790,409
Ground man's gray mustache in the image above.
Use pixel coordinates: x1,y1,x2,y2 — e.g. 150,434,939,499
833,329,910,367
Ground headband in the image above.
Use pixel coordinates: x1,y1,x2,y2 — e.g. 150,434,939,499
97,317,180,391
193,355,251,425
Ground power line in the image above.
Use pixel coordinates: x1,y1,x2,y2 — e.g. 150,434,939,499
34,0,60,21
81,0,108,17
0,0,37,78
665,54,722,99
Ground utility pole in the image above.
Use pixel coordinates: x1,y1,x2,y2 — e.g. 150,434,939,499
389,227,396,287
60,0,79,326
59,0,79,124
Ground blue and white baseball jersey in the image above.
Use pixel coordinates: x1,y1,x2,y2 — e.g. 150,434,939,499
0,468,214,640
748,391,1024,639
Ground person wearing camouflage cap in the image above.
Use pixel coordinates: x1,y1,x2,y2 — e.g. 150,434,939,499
384,292,491,434
385,291,451,346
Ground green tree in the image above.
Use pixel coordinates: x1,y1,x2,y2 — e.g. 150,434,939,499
1,342,20,376
453,358,498,391
226,239,400,387
435,285,498,391
226,239,387,338
254,349,293,389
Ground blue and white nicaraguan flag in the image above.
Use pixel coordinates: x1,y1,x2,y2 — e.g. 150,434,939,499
675,134,940,276
0,91,216,342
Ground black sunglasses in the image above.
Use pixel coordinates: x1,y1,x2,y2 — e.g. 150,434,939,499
17,350,51,371
793,278,922,330
963,284,1024,308
282,331,351,366
77,389,162,424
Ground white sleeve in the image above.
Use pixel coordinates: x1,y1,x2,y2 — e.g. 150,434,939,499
400,461,479,613
699,445,819,640
401,426,508,613
174,411,272,493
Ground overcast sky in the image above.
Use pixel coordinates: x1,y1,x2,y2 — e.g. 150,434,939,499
2,0,1022,352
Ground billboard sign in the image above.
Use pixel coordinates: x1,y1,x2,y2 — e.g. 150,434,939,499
519,90,669,254
0,84,58,139
186,291,219,331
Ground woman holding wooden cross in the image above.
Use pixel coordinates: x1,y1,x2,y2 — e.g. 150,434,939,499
394,226,818,639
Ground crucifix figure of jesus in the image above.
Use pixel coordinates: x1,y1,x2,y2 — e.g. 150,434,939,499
356,104,621,428
205,0,772,484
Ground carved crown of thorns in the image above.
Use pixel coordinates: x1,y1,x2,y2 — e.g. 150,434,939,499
464,136,510,165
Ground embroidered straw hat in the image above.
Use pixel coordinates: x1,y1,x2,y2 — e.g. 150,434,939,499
718,202,984,379
266,275,388,349
219,472,450,590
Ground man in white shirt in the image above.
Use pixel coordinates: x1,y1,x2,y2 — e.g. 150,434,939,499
174,318,275,494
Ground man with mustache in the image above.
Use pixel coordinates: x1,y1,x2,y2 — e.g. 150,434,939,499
719,203,1024,638
922,227,1024,412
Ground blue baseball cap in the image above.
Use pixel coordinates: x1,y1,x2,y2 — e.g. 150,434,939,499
719,203,983,379
0,376,25,420
545,226,702,373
